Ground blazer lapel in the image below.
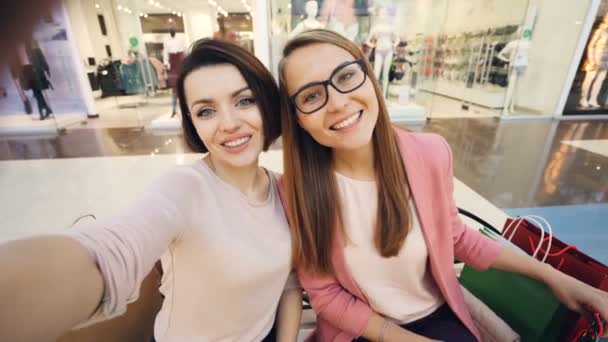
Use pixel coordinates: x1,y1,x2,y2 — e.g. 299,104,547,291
394,130,450,296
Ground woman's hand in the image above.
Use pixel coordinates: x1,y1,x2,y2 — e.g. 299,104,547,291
544,269,608,337
491,246,608,337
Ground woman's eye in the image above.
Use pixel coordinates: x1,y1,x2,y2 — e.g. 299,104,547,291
338,72,354,83
237,97,256,107
197,108,215,118
303,92,321,103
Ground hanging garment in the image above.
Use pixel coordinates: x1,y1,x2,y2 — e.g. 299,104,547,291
97,60,125,97
150,57,168,89
120,61,146,95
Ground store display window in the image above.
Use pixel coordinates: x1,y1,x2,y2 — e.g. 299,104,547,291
564,1,608,115
269,0,592,119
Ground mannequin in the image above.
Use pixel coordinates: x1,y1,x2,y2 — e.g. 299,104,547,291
163,27,186,116
366,6,399,98
497,28,532,114
289,0,324,38
321,0,359,41
579,15,608,109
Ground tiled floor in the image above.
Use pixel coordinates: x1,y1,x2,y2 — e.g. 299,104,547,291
86,92,175,129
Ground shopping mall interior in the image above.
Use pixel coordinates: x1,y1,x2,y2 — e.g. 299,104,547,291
1,0,608,341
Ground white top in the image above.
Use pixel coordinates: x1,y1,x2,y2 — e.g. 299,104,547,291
500,40,531,67
66,161,298,342
337,173,444,324
163,36,187,68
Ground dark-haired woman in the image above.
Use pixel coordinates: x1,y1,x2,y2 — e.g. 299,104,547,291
0,39,301,342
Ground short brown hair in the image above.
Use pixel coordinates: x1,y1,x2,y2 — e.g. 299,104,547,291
279,30,412,275
176,39,281,153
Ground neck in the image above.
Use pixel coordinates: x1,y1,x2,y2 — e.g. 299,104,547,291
332,141,375,180
205,155,266,200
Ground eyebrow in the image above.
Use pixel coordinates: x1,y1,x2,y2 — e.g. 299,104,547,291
292,60,357,95
190,86,251,107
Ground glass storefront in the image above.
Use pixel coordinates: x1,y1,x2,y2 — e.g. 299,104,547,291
0,0,604,136
268,0,595,120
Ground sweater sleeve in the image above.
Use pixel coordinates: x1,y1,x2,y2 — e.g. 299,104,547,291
298,267,374,338
63,167,198,325
437,135,503,271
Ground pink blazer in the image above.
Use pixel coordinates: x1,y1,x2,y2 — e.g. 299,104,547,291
279,128,504,342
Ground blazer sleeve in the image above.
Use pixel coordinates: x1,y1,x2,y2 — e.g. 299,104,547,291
297,266,374,337
437,135,503,271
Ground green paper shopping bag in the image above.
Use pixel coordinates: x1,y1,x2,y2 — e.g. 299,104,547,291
460,266,571,341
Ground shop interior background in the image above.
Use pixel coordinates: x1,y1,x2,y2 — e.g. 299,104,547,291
0,0,605,137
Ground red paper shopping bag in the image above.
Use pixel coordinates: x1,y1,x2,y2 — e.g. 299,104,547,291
502,217,608,340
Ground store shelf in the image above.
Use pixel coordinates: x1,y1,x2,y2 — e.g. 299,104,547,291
419,80,506,109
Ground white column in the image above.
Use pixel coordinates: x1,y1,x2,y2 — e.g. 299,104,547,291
252,0,270,68
61,1,98,117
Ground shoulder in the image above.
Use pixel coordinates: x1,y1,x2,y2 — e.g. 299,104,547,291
394,128,451,156
393,127,452,172
274,173,288,206
145,164,206,199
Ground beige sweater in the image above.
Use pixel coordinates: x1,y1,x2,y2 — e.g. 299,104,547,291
66,161,298,342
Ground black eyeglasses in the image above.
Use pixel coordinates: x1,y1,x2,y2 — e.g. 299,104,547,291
289,59,367,114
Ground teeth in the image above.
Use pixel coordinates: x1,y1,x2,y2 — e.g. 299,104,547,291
223,136,251,147
332,112,361,130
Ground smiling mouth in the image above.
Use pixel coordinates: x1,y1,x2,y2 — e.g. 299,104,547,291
221,135,252,148
330,111,363,131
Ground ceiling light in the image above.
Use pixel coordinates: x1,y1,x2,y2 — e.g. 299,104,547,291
117,5,123,10
148,0,154,4
95,3,100,9
177,12,182,17
287,4,292,8
144,14,148,17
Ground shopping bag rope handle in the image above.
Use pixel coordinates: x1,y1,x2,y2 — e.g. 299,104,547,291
504,215,553,262
527,236,579,257
572,311,604,341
